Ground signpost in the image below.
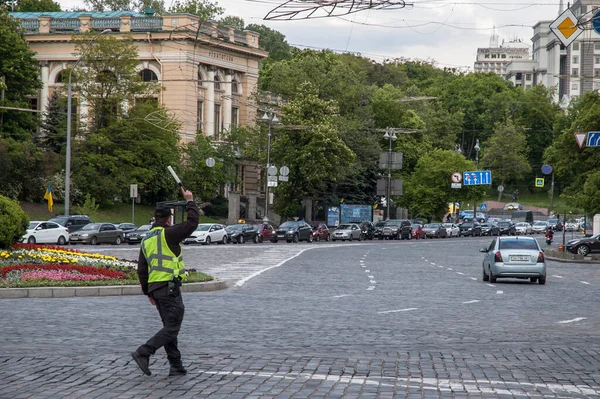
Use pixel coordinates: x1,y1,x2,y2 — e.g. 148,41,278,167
550,8,583,47
463,170,492,186
480,203,487,211
535,178,545,188
130,184,138,223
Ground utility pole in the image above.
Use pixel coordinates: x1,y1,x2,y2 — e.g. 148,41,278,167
0,76,5,128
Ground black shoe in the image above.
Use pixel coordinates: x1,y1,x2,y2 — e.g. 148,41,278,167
131,352,151,376
169,366,188,377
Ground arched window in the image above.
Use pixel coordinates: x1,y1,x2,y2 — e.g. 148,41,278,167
55,72,63,84
232,79,240,94
140,69,158,82
214,75,222,90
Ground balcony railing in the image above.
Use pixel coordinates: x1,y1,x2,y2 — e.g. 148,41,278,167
51,18,81,30
131,16,162,30
91,18,120,30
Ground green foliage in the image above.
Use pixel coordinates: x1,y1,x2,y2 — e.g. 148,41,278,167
14,0,61,11
73,194,100,220
202,195,228,218
37,91,67,153
169,0,223,20
0,195,28,249
0,138,49,201
220,15,244,30
246,24,292,62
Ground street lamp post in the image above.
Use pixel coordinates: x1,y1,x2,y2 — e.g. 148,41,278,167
383,127,397,220
261,111,279,221
64,29,111,216
473,139,480,222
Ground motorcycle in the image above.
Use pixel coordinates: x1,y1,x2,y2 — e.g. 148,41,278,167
545,234,553,245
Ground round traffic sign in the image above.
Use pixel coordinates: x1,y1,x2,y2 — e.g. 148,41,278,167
279,166,290,176
267,165,278,176
205,157,215,168
451,172,462,183
497,185,504,192
593,10,600,34
541,164,553,175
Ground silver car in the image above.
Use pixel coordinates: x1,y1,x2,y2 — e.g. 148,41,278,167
531,221,549,234
514,222,532,235
332,223,362,241
480,236,546,284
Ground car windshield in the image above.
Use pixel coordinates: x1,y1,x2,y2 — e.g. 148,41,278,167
425,224,439,228
28,222,40,229
385,221,401,227
375,222,386,227
138,225,151,231
481,223,491,228
497,222,510,226
226,224,245,231
462,222,474,227
49,217,68,225
337,224,353,230
279,221,299,229
498,238,538,250
548,219,558,224
533,221,547,226
196,225,211,231
81,223,101,231
516,222,528,226
411,224,421,229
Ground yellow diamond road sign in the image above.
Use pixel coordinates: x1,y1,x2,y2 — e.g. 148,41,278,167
550,8,583,47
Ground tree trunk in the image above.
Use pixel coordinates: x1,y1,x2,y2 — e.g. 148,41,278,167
497,180,505,201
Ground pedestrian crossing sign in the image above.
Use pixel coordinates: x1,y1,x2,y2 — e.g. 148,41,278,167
535,178,544,188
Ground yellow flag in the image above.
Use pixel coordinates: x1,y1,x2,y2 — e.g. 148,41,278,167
43,185,53,213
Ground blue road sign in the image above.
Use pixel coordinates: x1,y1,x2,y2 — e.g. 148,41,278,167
480,203,487,211
463,170,492,186
541,164,552,175
587,131,600,147
594,10,600,35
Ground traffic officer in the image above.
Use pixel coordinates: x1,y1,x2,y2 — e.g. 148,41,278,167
131,187,198,377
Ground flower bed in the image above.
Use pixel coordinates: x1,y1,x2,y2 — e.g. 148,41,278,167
0,243,212,288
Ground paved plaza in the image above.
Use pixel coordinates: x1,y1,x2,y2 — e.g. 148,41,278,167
2,237,600,398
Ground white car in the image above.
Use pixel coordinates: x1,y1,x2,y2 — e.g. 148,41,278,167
21,221,70,245
564,221,579,232
442,223,460,237
531,221,549,234
183,223,228,245
514,222,532,235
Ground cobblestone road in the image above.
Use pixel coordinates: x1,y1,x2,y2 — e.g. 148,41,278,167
2,237,600,398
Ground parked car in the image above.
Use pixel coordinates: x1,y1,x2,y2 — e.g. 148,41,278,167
422,223,447,239
48,214,92,233
351,221,375,240
459,221,482,237
460,211,487,222
271,221,313,243
531,221,549,234
69,222,124,245
411,223,425,239
564,220,579,232
332,223,362,241
380,219,412,240
547,218,563,231
311,223,330,242
442,223,460,237
112,223,137,235
514,222,533,235
480,236,546,284
503,202,523,211
373,221,386,239
254,223,275,243
124,224,152,245
21,221,69,245
496,220,516,236
184,223,228,245
225,224,259,244
480,222,499,236
566,233,600,256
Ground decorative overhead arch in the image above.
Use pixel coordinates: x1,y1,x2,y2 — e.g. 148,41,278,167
264,0,408,20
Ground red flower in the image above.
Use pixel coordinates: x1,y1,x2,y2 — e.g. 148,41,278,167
1,264,126,279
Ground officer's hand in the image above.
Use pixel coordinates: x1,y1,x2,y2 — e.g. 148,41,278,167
181,188,193,202
148,296,156,306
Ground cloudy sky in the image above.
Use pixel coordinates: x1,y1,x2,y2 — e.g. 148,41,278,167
57,0,565,70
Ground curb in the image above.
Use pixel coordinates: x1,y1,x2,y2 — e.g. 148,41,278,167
0,280,229,299
546,256,600,264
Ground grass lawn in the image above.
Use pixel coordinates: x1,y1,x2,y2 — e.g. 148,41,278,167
20,201,221,226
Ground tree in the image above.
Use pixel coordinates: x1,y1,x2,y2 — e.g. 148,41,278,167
0,8,41,140
479,120,531,200
71,33,160,130
270,82,355,217
220,15,244,30
14,0,61,11
245,24,292,62
0,195,28,249
37,91,67,153
169,0,223,20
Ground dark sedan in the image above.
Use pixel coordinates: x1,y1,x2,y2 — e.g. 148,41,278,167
566,233,600,256
423,223,447,238
271,221,313,243
459,222,482,237
124,224,152,244
496,221,516,236
225,224,259,244
480,223,499,236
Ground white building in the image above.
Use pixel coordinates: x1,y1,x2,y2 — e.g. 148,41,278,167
474,30,531,76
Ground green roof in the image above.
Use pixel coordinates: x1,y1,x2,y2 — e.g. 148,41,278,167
9,11,145,19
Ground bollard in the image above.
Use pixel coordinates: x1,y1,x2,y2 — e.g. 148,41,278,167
558,244,564,252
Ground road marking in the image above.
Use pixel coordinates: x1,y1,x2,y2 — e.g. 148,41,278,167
438,265,443,268
470,277,477,281
496,290,503,294
332,294,351,298
430,262,436,265
235,248,314,287
557,317,587,324
367,286,375,290
378,308,418,314
447,268,453,271
463,300,480,304
456,272,464,275
486,284,496,287
365,270,370,273
581,281,591,285
552,275,563,278
368,275,374,278
370,280,377,284
361,265,366,268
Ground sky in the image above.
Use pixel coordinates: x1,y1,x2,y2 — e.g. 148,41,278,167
56,0,566,70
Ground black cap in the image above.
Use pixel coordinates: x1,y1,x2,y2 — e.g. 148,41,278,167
154,207,172,218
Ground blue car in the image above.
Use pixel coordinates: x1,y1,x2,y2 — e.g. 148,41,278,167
460,210,487,222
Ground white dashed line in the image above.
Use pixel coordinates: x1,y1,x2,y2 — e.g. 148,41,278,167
367,286,375,291
447,268,453,271
552,275,563,278
581,281,591,285
378,308,418,314
486,284,496,288
438,265,444,268
456,272,464,275
365,270,370,273
368,275,374,278
370,280,377,284
557,317,587,324
463,300,480,304
470,277,477,281
430,262,436,265
496,290,503,294
332,294,351,298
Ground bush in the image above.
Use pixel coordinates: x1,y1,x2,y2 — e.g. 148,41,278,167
0,196,28,249
202,195,228,218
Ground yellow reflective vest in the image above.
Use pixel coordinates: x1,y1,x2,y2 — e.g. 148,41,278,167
141,227,185,283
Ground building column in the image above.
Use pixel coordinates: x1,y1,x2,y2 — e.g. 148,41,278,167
206,66,215,137
227,191,240,224
223,69,232,132
39,61,50,114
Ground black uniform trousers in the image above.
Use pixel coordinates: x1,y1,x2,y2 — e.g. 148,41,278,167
137,284,185,367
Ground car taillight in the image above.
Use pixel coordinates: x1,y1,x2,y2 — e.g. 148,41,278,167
537,252,544,263
494,251,503,262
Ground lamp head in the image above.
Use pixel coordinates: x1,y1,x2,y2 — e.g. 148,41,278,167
474,139,480,151
272,114,279,123
261,112,269,121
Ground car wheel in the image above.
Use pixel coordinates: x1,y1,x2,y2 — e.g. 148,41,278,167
326,235,331,242
316,235,320,242
482,267,489,282
239,235,245,244
577,245,590,256
91,236,98,245
205,236,212,245
308,234,314,243
350,235,354,242
293,234,299,243
358,234,363,241
489,270,497,283
286,239,292,243
530,277,538,283
114,236,122,245
220,235,227,244
253,235,259,244
27,236,36,244
538,276,546,285
57,236,67,245
271,238,278,243
258,235,264,243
